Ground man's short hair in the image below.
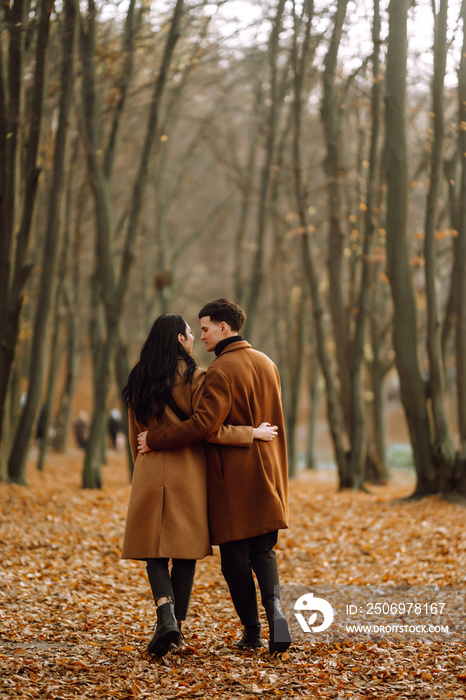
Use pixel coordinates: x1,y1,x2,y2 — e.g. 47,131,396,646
198,298,246,332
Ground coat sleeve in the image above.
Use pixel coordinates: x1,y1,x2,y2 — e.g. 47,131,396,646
206,425,253,447
191,369,253,447
146,368,233,450
128,408,139,464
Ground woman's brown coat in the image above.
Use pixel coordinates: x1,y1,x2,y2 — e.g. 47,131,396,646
146,341,289,545
121,364,253,560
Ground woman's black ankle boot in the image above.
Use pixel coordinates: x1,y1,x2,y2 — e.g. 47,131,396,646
147,601,180,657
170,621,185,650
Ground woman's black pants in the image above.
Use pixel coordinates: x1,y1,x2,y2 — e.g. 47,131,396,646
219,530,280,626
146,558,196,621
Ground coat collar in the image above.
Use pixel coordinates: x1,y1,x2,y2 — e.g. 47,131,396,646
214,335,243,356
212,339,252,361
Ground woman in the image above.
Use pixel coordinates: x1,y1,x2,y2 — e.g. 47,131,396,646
121,314,277,657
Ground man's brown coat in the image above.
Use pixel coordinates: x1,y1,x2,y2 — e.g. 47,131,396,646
146,341,289,544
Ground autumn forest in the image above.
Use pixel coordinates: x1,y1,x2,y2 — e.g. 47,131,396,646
1,0,466,696
1,0,465,494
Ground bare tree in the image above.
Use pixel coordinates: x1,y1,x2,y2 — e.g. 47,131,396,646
454,0,466,493
347,0,382,488
53,143,86,453
384,0,437,494
80,0,184,488
242,0,287,340
423,0,456,489
320,0,351,431
369,284,393,482
291,0,349,485
0,0,53,472
7,0,77,484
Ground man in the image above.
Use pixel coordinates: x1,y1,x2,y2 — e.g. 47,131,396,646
138,298,291,653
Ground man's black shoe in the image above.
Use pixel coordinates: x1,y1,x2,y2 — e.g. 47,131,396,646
265,599,291,653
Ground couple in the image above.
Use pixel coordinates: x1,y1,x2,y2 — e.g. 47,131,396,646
121,298,291,657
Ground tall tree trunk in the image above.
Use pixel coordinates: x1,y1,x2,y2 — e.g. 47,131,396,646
441,151,460,363
291,0,348,485
234,117,259,303
83,323,119,488
370,360,389,482
0,0,25,324
54,292,80,452
243,0,286,340
7,0,76,484
384,0,436,495
282,287,305,479
78,0,139,487
369,281,392,483
454,0,466,494
81,0,184,488
0,0,50,451
348,0,382,489
36,281,63,472
306,358,320,470
52,143,83,453
424,0,456,491
320,0,351,432
38,127,81,466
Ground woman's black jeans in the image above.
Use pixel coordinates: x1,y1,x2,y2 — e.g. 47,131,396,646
146,558,196,621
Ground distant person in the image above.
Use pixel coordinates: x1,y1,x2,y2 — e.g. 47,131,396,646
138,299,291,654
107,408,122,449
73,411,90,449
121,313,277,658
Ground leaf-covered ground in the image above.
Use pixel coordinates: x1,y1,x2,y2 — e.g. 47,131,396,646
1,450,465,699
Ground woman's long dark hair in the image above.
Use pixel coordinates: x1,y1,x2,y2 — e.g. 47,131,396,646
122,314,197,425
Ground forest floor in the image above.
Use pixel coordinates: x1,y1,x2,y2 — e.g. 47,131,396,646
0,450,465,699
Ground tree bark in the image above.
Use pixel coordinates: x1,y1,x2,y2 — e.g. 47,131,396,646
36,281,63,472
80,0,184,488
78,0,140,487
370,361,389,482
0,0,50,452
234,119,259,303
320,0,351,432
423,0,456,491
384,0,436,495
53,291,80,453
277,281,305,479
52,140,84,453
0,0,26,327
7,0,76,484
306,359,320,470
348,0,382,489
369,287,392,483
291,0,348,485
243,0,286,340
440,152,460,363
454,0,466,494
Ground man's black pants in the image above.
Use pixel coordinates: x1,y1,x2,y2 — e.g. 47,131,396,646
219,530,280,626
